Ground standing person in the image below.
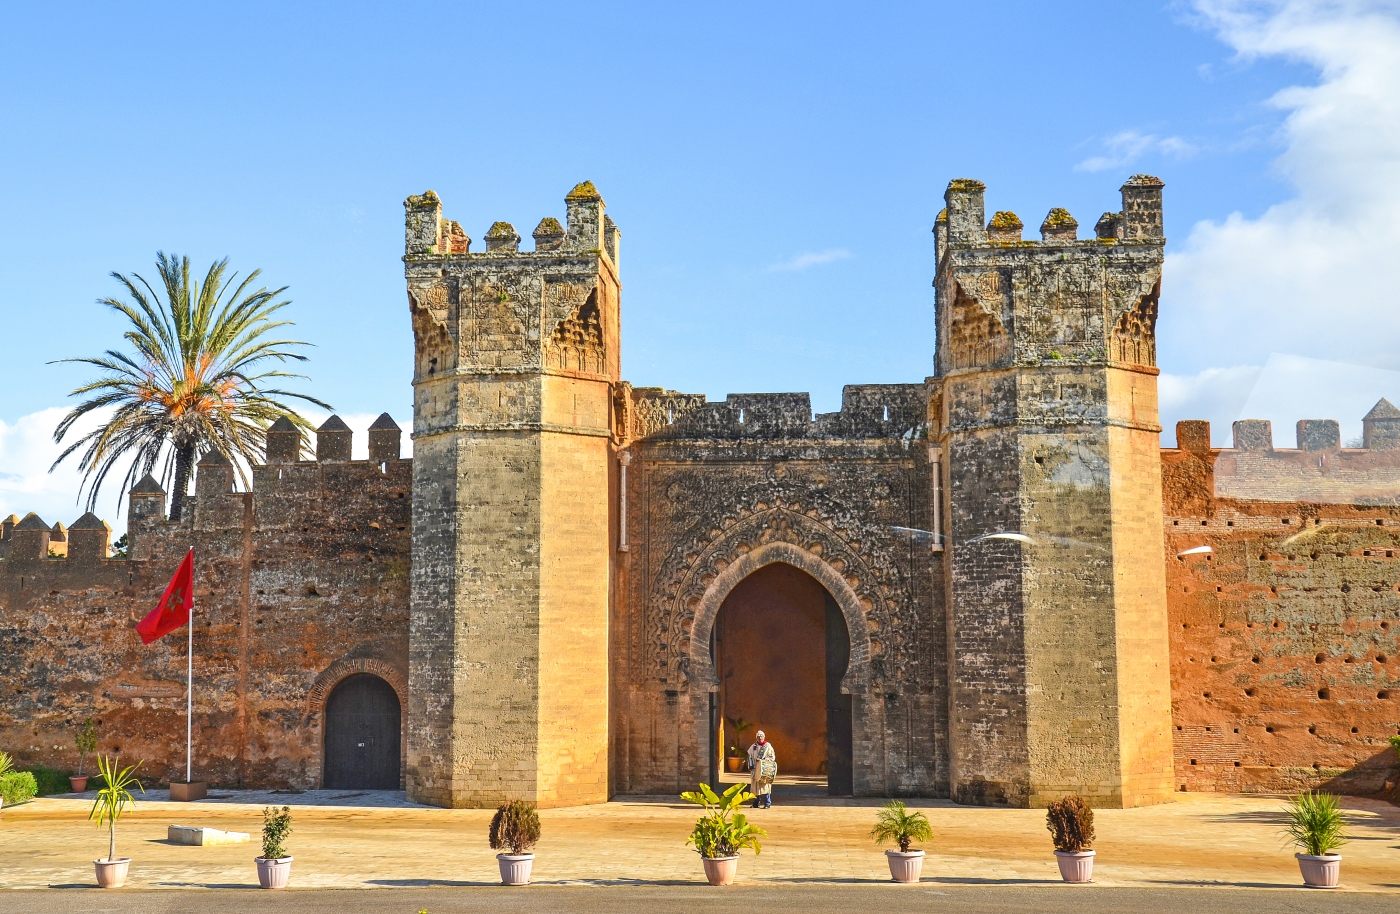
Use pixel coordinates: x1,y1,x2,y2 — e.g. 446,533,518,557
747,730,776,809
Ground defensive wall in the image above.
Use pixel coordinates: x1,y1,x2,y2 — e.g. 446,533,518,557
0,416,412,789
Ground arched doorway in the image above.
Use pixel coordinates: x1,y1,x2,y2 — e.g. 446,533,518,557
712,562,854,796
324,673,401,789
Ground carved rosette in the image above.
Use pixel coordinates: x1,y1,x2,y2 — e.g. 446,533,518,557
648,500,905,689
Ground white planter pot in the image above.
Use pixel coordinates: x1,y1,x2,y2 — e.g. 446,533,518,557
1054,849,1095,883
94,857,131,888
497,853,534,886
1296,853,1340,888
885,849,925,883
255,856,293,889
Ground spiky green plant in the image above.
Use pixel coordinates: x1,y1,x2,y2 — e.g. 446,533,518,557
0,751,12,779
681,782,766,858
871,800,933,853
1284,791,1347,857
88,756,143,862
51,253,328,521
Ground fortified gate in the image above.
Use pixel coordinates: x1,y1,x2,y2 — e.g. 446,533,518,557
6,176,1398,810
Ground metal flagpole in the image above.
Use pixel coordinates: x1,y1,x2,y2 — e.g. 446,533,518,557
186,597,192,783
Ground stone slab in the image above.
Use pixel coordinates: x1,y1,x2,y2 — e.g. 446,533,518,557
167,824,250,846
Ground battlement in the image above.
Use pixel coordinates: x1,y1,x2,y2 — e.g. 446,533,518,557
403,181,620,266
934,175,1164,374
1167,400,1400,505
624,384,925,442
0,413,409,567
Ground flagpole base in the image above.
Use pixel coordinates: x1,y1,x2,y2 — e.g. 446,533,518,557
169,781,208,802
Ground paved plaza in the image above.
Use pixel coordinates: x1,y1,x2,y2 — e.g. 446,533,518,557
1,788,1398,900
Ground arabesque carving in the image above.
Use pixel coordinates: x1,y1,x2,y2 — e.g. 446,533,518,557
1110,278,1160,367
948,274,1010,369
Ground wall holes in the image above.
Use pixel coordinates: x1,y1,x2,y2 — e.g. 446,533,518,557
1234,761,1241,767
738,408,745,424
883,405,889,421
1283,518,1292,525
1352,727,1359,734
1216,586,1223,592
1308,726,1316,734
1173,520,1179,526
1318,688,1330,700
1377,655,1387,664
1379,690,1391,699
1245,688,1255,697
1315,653,1325,664
1201,520,1208,526
1190,758,1198,765
1203,692,1212,698
1252,656,1261,664
1266,726,1275,733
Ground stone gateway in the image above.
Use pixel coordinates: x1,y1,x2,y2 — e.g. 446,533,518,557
2,178,1398,808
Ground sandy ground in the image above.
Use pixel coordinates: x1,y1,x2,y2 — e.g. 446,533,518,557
0,790,1397,892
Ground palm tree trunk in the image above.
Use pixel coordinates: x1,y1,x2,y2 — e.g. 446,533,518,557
169,443,196,522
109,819,115,861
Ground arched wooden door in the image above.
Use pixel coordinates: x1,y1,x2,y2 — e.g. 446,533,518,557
324,673,401,789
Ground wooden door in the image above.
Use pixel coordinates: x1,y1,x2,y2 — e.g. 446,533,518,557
324,673,401,789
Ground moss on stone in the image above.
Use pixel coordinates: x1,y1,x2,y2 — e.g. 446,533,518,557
1041,207,1078,228
988,211,1023,230
947,179,986,193
1125,174,1164,187
566,180,602,201
533,217,564,236
406,190,440,207
935,208,948,223
485,221,518,238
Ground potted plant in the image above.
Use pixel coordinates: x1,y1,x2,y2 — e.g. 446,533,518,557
489,799,540,886
72,718,98,792
681,782,766,886
724,718,753,773
1046,794,1095,883
871,799,933,883
88,755,143,888
255,805,294,889
1285,790,1346,888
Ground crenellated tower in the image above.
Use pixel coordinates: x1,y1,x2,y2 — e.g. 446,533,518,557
933,176,1174,808
403,182,620,807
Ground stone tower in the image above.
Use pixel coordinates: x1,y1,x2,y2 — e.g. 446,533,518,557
403,182,620,807
933,176,1174,808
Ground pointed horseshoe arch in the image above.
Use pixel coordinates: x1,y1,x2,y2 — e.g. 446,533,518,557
686,540,873,694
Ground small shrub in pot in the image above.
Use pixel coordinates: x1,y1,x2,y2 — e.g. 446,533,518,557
871,800,932,883
1045,794,1095,883
88,756,143,888
256,806,293,889
490,799,541,885
72,718,98,792
1284,791,1346,888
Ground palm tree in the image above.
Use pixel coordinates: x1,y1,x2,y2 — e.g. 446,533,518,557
52,252,329,521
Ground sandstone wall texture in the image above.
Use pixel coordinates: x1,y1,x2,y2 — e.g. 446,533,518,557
402,184,617,808
933,176,1175,808
0,420,411,789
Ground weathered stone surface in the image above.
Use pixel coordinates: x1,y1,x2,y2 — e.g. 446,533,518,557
168,824,250,846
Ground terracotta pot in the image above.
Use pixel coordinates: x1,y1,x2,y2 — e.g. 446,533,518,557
70,776,89,793
497,853,534,886
885,849,925,883
1054,849,1095,883
725,757,745,773
255,856,293,889
1296,853,1341,888
94,857,130,889
701,855,739,886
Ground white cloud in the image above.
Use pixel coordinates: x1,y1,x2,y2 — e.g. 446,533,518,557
765,249,852,272
0,406,123,527
1075,130,1197,172
1154,0,1400,429
1159,354,1400,446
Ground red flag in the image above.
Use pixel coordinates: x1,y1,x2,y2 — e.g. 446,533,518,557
136,549,194,644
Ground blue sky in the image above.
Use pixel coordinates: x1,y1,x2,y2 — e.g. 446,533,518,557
3,0,1400,522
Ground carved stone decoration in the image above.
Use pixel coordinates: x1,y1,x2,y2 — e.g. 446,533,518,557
1110,278,1160,367
648,502,899,689
630,392,708,439
408,284,457,380
545,287,606,375
948,274,1010,370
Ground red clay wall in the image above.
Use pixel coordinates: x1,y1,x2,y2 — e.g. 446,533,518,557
715,563,829,775
1163,433,1400,795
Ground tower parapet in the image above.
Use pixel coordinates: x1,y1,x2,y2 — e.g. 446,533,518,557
934,176,1173,808
403,181,619,808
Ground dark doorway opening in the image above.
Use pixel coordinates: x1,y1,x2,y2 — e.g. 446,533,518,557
324,673,401,790
712,562,853,796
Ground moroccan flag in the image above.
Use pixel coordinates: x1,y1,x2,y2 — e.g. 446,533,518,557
136,549,194,644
